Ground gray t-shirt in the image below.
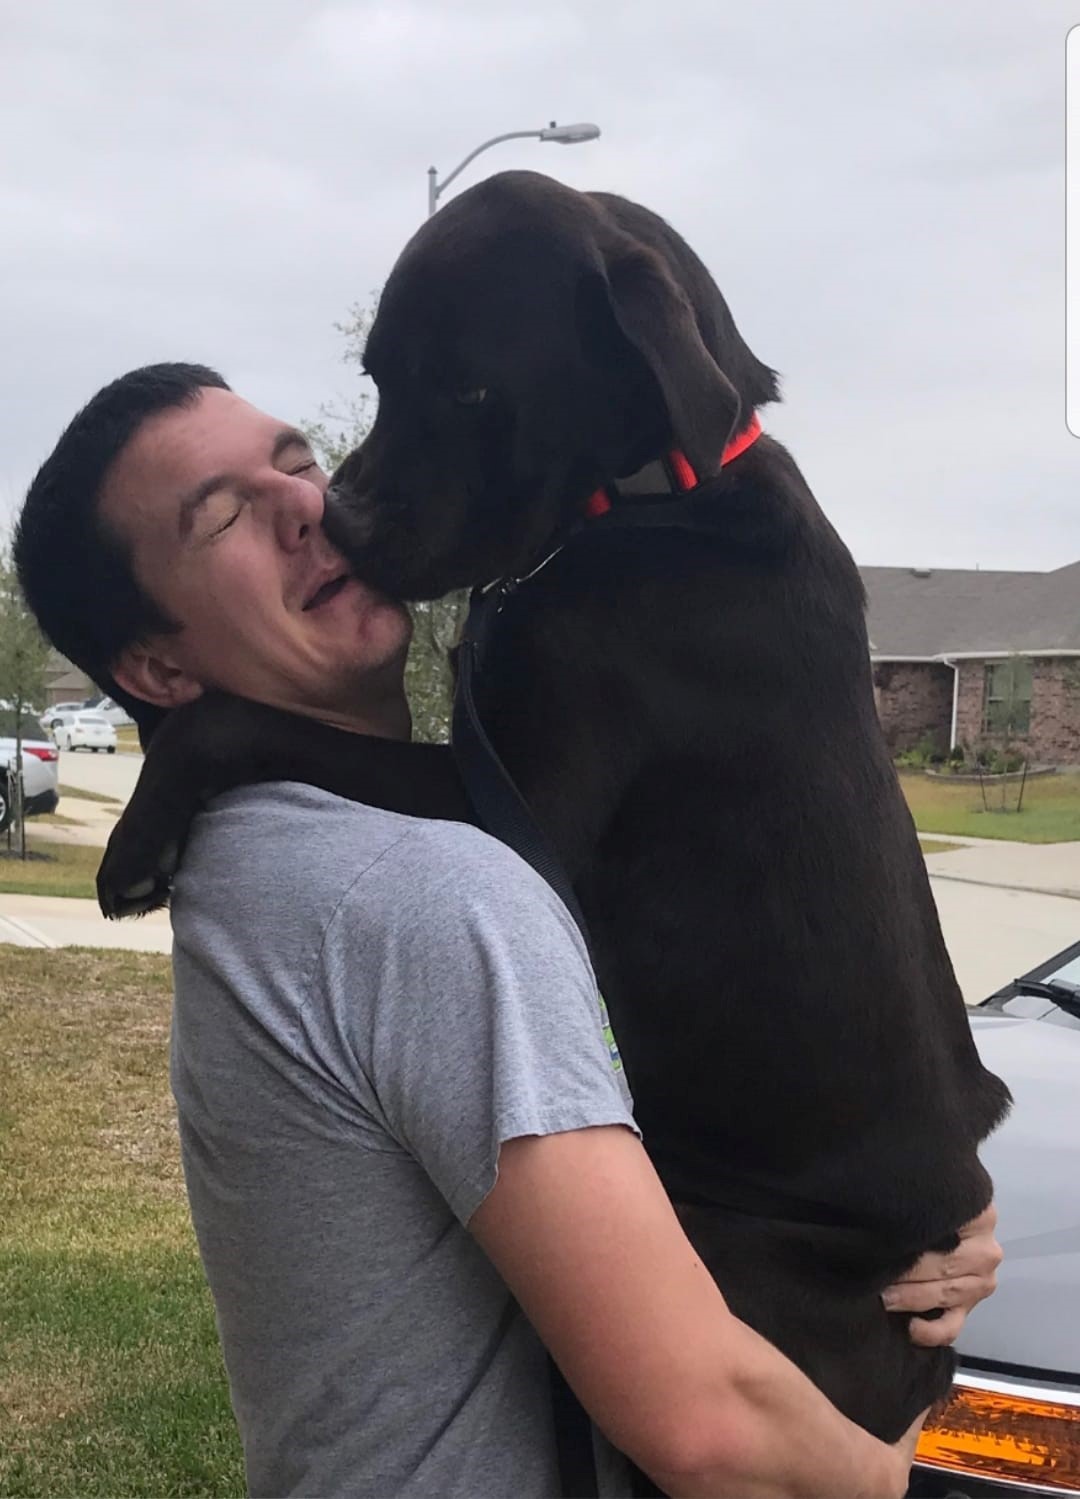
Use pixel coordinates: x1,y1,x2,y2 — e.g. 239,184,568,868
169,782,638,1498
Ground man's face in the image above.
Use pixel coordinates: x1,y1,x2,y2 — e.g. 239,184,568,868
101,387,412,728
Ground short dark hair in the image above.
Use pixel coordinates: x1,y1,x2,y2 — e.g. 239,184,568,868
14,362,230,740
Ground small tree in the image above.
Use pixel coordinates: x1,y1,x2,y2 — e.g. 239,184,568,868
0,536,50,854
304,295,466,744
301,296,379,473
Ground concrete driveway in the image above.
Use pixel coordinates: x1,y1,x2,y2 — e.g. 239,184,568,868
929,877,1079,1004
924,835,1080,1002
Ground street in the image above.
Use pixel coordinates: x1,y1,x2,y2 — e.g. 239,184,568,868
55,746,144,802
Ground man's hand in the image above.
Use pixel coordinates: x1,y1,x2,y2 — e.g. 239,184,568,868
882,1203,1003,1347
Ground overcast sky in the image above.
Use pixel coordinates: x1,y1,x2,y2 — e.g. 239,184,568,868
3,0,1075,570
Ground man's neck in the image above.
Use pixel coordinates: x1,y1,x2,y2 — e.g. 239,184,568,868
304,698,413,742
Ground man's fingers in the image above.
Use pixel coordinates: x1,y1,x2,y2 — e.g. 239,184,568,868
892,1253,959,1285
884,1272,994,1314
908,1307,966,1348
891,1230,1003,1286
885,1202,1003,1348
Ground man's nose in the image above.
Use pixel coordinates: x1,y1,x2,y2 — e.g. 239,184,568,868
274,469,327,551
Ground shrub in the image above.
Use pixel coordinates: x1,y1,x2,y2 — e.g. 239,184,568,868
894,734,947,770
895,747,925,769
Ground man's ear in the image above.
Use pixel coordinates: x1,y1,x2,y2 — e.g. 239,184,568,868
110,641,205,712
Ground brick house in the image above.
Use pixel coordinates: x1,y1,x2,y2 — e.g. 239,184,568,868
860,562,1080,766
43,649,92,707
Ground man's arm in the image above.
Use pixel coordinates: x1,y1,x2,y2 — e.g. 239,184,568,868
470,1125,918,1499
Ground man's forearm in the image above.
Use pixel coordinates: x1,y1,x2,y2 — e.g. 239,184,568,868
471,1128,915,1499
642,1315,909,1499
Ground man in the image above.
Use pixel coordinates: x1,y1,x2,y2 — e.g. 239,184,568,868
16,364,1001,1498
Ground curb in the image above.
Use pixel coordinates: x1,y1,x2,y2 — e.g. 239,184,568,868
0,912,52,947
927,871,1080,903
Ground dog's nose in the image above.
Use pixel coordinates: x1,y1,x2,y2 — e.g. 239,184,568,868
322,484,349,530
321,483,374,559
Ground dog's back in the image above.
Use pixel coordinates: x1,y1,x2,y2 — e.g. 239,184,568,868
470,385,1009,1440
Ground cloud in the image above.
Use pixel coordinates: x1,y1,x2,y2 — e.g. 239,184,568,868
1,0,1073,569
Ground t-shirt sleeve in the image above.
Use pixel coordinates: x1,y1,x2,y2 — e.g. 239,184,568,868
319,821,638,1224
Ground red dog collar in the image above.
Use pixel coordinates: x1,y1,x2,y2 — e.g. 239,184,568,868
584,412,763,519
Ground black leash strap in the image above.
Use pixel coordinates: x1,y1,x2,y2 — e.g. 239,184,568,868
451,582,600,1499
548,1358,601,1499
452,581,594,957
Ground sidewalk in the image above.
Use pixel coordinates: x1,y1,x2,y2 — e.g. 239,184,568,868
6,805,1080,974
31,800,120,847
3,794,169,951
922,834,1080,901
0,891,171,952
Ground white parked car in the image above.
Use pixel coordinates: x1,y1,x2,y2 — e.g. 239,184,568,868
52,712,117,754
82,694,135,727
0,735,60,832
40,701,86,730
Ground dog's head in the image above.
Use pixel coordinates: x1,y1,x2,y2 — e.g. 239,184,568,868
325,171,779,599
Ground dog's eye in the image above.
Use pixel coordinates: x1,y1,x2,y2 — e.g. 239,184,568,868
455,387,487,406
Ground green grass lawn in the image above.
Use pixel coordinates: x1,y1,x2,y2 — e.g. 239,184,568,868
0,946,243,1498
917,838,964,856
0,841,100,900
901,770,1080,843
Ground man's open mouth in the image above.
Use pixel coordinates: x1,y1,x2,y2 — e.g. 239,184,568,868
302,574,351,611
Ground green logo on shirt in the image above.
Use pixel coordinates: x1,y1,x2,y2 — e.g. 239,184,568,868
598,993,623,1074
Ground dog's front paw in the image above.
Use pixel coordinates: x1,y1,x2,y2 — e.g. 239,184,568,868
97,815,182,919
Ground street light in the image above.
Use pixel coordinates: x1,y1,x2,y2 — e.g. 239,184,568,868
427,121,601,217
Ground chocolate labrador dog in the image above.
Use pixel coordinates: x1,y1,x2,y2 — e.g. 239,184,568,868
99,170,1009,1442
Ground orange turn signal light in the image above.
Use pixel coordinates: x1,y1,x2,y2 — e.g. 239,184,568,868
915,1372,1080,1491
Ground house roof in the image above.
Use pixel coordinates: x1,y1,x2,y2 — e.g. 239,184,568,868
47,667,90,693
44,651,90,688
860,561,1080,659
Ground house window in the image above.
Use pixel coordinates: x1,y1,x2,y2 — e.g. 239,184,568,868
983,659,1033,737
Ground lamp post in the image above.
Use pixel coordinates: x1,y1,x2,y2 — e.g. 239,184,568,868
427,121,600,217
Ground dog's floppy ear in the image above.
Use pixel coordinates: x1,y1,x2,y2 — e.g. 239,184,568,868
595,248,742,478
